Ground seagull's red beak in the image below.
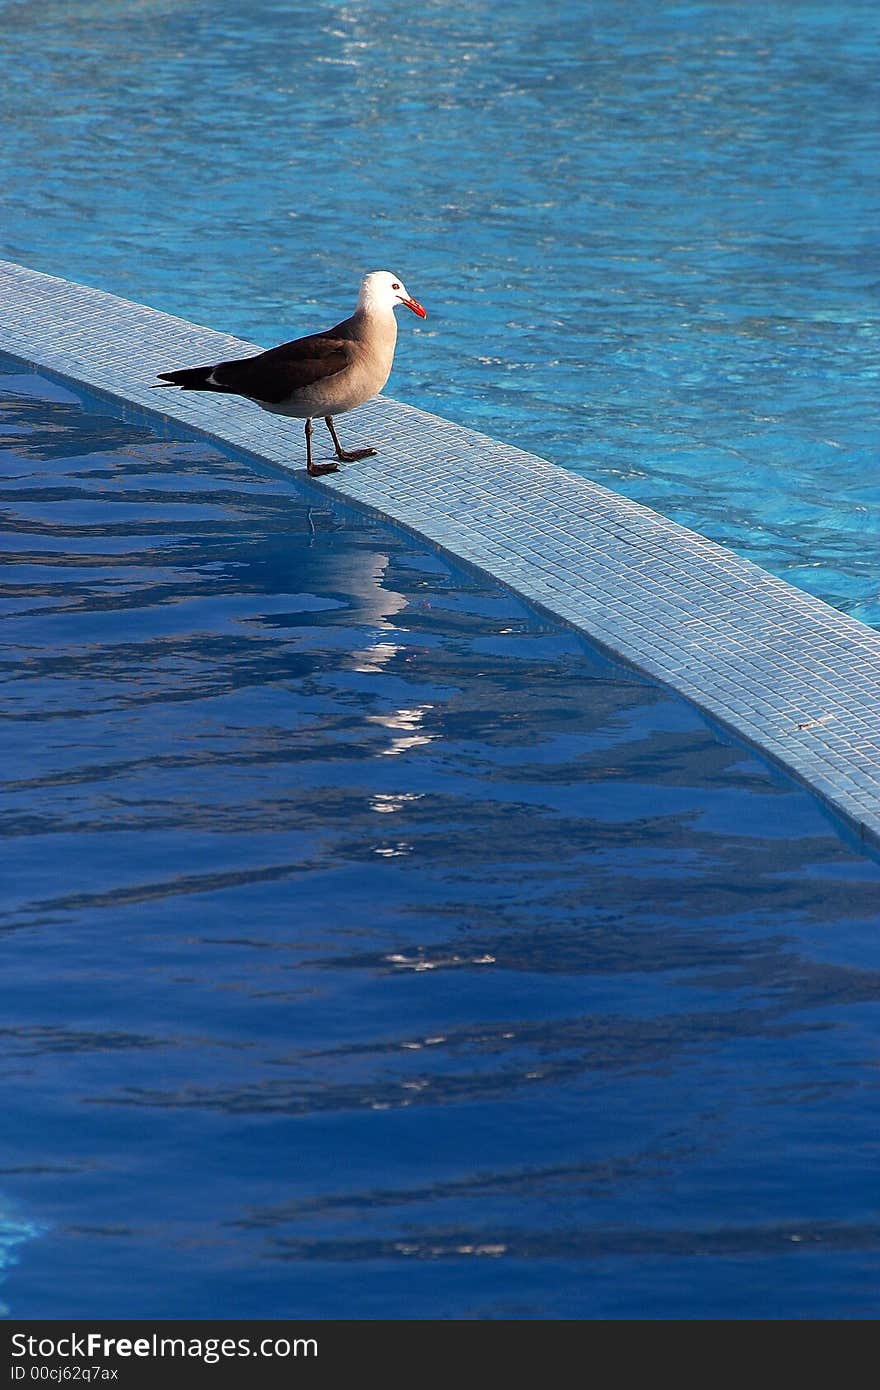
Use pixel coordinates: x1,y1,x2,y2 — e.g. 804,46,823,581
399,295,427,319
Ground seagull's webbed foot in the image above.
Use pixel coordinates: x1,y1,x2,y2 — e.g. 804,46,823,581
324,416,377,465
334,446,377,463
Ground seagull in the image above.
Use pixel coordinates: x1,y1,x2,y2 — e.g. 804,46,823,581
155,271,427,476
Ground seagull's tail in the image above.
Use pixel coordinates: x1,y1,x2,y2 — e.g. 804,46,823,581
154,365,219,391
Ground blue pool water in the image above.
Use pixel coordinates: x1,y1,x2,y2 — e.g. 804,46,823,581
2,357,880,1319
1,0,878,621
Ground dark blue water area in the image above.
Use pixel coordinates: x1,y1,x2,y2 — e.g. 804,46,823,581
2,354,880,1320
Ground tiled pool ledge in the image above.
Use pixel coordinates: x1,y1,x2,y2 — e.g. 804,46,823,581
3,257,880,845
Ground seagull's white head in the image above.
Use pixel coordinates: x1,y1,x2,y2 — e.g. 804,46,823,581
358,270,427,319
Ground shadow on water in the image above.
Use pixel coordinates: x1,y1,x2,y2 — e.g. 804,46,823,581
2,358,880,1319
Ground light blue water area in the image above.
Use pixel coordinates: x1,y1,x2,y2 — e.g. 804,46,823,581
3,357,880,1319
1,0,877,620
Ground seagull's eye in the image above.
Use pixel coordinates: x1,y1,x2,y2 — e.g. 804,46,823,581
392,282,401,290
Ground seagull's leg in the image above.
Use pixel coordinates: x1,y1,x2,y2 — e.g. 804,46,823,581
324,416,377,463
305,417,338,476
